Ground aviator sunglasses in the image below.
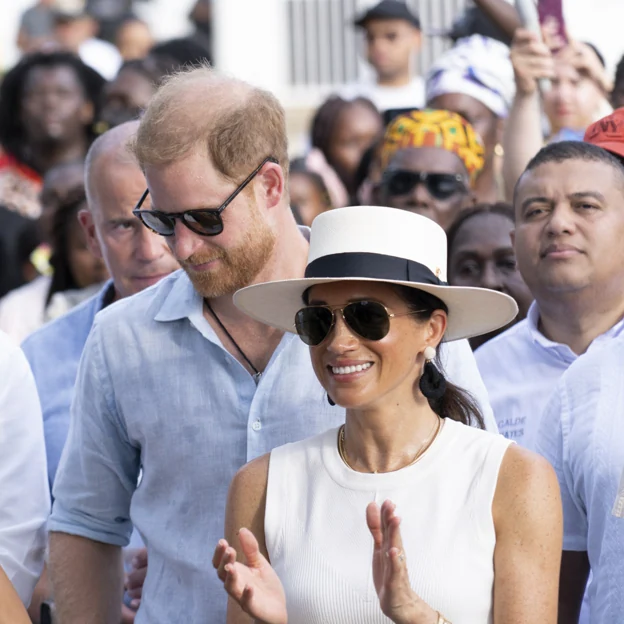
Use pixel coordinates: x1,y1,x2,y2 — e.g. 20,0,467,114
132,156,278,237
294,300,426,346
382,169,467,201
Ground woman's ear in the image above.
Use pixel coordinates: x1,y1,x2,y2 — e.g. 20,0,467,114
427,309,447,347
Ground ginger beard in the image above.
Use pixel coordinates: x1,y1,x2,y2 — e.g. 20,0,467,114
179,203,276,299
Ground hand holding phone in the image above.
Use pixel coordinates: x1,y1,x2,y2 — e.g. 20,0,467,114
513,0,554,94
537,0,567,51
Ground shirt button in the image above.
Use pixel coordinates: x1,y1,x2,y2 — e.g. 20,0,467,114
252,420,262,431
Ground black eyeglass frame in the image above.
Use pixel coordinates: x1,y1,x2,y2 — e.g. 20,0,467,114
294,301,427,346
132,156,279,237
381,169,468,200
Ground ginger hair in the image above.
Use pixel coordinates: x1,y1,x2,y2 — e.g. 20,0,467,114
130,64,289,181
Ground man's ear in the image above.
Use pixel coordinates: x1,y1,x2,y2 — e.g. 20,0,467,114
78,209,104,259
261,161,286,211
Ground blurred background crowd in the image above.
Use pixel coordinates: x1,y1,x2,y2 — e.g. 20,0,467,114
0,0,623,345
1,1,624,622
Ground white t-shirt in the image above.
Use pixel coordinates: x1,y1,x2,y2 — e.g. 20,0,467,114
338,75,425,112
0,330,50,605
536,336,624,623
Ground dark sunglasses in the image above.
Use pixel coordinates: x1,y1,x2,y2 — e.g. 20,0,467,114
294,300,425,346
132,156,278,237
382,170,467,200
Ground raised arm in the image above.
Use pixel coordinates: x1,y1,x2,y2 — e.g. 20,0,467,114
47,322,141,624
502,29,555,198
473,0,521,41
492,445,563,623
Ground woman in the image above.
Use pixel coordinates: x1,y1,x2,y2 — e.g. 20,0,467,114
426,35,516,203
377,109,484,231
213,206,562,623
0,51,104,218
288,158,333,226
447,203,533,350
0,190,108,342
307,96,384,206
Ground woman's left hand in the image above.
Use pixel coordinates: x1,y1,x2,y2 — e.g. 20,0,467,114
366,500,438,624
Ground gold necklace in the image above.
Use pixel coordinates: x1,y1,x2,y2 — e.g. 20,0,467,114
337,417,442,474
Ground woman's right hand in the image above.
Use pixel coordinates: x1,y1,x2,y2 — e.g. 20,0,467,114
213,528,288,624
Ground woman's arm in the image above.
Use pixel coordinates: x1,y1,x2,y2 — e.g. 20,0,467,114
492,444,563,623
0,566,31,624
216,454,274,624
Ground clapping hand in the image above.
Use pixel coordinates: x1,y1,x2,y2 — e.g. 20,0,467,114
366,500,438,624
213,528,288,624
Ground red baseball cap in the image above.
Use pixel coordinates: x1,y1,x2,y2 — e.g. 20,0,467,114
584,108,624,159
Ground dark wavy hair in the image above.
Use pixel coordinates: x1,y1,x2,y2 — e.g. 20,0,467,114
302,282,485,428
393,285,485,428
0,51,106,173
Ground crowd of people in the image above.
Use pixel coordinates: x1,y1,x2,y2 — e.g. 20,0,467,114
0,0,623,622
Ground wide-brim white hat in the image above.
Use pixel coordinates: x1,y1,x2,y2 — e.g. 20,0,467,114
234,206,518,342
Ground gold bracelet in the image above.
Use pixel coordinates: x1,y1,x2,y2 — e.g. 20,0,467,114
437,612,452,624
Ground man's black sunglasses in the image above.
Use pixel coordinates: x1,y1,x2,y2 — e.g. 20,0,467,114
132,156,278,237
382,169,467,201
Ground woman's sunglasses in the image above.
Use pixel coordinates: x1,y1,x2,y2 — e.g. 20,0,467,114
294,300,426,346
132,156,278,237
382,170,467,201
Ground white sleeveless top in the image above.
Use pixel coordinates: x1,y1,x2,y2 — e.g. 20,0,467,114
265,418,512,624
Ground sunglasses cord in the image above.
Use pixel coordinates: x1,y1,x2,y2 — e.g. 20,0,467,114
205,299,262,384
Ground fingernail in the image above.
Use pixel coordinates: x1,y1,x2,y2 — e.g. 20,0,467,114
132,556,139,567
130,599,140,609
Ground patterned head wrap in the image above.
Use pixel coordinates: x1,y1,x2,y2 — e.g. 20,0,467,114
381,109,485,180
425,35,515,118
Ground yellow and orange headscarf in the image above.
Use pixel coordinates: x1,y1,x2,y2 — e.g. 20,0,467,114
381,109,485,182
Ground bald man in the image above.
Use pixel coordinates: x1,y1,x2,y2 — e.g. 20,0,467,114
21,121,178,623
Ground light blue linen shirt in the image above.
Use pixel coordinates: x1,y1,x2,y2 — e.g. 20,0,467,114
536,336,624,624
49,269,496,623
21,281,114,489
475,301,624,446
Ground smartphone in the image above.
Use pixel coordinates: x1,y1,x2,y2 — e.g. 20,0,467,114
538,0,567,49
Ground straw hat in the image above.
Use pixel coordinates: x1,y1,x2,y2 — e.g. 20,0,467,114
234,206,518,342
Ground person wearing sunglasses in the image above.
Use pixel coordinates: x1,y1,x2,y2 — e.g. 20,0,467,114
376,109,485,232
213,206,562,624
47,68,499,624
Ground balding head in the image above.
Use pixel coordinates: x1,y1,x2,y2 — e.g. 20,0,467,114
130,65,289,181
79,119,178,300
85,120,141,211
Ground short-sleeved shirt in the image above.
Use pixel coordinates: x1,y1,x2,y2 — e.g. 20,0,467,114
536,337,624,623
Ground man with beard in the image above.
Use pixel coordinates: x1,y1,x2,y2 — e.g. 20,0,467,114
48,66,499,624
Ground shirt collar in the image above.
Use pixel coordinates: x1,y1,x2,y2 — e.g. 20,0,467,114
98,280,116,311
153,271,203,323
152,226,311,324
527,300,624,360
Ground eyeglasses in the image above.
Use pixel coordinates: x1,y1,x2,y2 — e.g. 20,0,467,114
294,300,426,346
382,170,467,201
132,156,278,237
